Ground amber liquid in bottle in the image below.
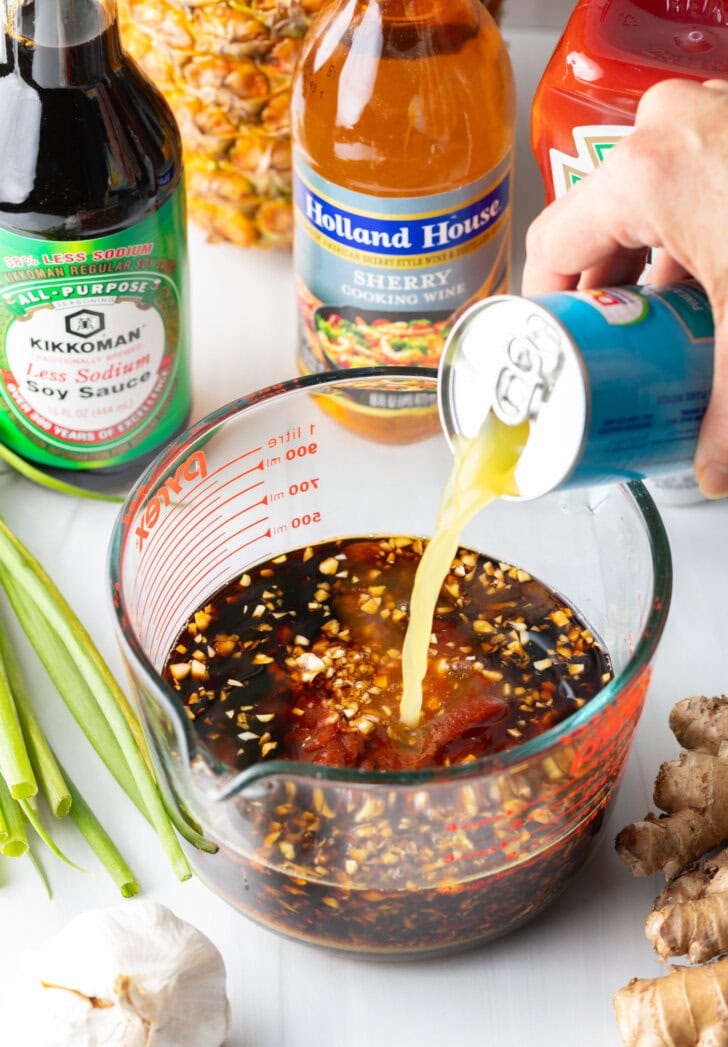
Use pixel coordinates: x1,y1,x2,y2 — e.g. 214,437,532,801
0,0,189,492
291,0,515,443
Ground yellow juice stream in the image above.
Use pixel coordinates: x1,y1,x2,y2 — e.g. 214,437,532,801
399,412,529,727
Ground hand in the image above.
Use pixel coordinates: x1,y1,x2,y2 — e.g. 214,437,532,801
522,78,728,498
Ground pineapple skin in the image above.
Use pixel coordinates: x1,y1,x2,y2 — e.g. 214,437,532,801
120,0,505,249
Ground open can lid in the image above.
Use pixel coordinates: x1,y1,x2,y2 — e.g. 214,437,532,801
438,295,589,500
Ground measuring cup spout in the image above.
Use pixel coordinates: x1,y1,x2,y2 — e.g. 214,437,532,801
122,648,308,817
124,658,208,818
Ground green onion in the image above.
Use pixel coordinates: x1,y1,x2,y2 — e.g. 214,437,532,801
160,789,218,855
130,712,218,856
0,627,36,800
0,443,123,502
61,765,139,897
0,492,223,894
0,616,66,812
27,847,52,898
0,518,192,882
19,799,83,871
0,774,28,857
0,568,146,815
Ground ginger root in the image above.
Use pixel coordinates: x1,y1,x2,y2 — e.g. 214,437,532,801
614,959,728,1047
647,848,728,963
670,696,728,756
616,698,728,880
614,696,728,1045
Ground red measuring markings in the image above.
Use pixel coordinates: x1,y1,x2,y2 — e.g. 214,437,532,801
148,512,273,663
133,446,260,560
131,449,209,550
141,435,325,658
133,447,265,618
146,483,273,652
144,496,273,658
134,459,265,627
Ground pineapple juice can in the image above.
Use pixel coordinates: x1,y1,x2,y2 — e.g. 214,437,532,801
438,282,714,499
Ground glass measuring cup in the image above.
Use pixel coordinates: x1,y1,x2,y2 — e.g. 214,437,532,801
109,368,672,957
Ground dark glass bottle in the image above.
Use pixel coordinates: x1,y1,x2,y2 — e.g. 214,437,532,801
0,0,191,491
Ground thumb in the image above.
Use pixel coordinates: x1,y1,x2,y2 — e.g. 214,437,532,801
694,309,728,498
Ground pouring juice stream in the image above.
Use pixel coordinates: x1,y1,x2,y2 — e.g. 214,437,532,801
399,411,529,727
401,280,715,728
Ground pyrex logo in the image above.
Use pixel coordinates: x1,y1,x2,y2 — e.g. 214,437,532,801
132,450,208,550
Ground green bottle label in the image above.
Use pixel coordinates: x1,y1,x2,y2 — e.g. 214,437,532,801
0,184,190,470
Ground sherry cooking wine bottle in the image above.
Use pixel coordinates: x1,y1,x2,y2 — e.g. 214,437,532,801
291,0,515,441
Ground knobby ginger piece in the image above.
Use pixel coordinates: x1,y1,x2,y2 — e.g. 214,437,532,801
670,696,728,755
616,749,728,880
646,849,728,963
615,960,728,1047
657,850,728,908
654,751,728,815
615,808,728,881
615,696,728,1045
647,893,728,965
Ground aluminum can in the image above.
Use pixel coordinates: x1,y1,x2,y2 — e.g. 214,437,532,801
438,282,714,500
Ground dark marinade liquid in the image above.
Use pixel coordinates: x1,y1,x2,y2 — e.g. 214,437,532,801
163,536,612,773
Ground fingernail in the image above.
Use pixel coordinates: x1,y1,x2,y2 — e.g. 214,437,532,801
696,462,728,499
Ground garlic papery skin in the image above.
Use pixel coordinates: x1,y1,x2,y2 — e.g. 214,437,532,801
19,900,231,1047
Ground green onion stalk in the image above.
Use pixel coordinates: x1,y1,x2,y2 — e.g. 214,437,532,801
0,447,217,895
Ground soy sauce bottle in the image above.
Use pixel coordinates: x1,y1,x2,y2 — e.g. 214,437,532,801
0,0,191,491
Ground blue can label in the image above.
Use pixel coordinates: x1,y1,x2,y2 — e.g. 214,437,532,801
293,152,512,398
440,281,715,499
540,282,714,488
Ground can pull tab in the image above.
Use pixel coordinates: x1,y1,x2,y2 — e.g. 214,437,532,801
493,314,564,426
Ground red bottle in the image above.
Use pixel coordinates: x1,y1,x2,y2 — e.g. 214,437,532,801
531,0,728,505
531,0,728,205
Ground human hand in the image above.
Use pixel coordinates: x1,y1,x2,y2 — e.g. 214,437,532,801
522,78,728,498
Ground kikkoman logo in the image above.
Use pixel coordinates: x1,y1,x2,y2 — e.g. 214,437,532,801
65,309,106,337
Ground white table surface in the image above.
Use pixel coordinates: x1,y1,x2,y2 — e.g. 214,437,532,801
1,23,724,1047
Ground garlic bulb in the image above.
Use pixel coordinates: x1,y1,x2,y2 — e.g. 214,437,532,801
18,900,230,1047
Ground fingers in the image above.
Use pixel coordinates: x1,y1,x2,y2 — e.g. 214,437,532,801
695,310,728,498
693,79,728,95
643,250,691,287
521,76,728,498
577,248,650,292
521,147,653,296
522,78,727,298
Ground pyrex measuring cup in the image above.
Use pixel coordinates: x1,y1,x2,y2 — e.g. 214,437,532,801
109,368,672,957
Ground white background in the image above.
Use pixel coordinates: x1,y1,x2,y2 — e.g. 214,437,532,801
2,10,726,1047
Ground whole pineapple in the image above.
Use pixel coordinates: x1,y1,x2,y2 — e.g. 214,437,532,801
120,0,505,248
